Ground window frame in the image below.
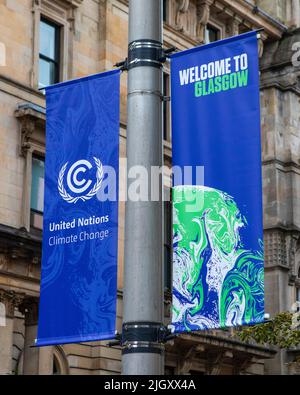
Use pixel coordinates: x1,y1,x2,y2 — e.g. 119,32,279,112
31,1,72,90
52,346,69,375
205,24,220,44
30,153,45,233
204,17,225,44
30,154,45,215
39,17,61,89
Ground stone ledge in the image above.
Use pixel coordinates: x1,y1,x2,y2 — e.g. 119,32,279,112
168,331,276,360
0,223,42,256
42,0,83,9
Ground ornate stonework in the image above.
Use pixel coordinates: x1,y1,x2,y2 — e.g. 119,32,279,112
196,0,213,43
175,0,190,32
264,230,287,268
0,290,24,318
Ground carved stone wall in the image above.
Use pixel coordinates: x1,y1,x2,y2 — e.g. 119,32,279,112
257,0,300,28
260,28,300,374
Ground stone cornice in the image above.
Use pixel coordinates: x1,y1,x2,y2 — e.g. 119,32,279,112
0,223,42,258
260,80,300,96
0,75,45,102
175,331,276,358
15,103,46,156
65,0,83,6
262,158,300,173
41,0,83,9
260,30,300,94
115,0,285,40
260,29,300,70
218,0,286,39
264,225,300,234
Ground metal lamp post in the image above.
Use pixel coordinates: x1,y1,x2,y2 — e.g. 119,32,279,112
122,0,164,375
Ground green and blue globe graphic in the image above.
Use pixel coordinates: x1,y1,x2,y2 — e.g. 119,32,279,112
171,186,264,332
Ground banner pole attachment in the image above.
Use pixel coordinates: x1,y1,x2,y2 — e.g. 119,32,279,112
122,0,164,375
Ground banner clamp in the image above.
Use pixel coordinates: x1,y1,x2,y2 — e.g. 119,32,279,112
114,45,178,72
107,322,176,352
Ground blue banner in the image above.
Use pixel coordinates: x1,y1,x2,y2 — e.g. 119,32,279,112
171,32,264,332
36,70,120,346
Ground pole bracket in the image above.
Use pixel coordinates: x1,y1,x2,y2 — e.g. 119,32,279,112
107,322,176,354
121,322,166,355
127,40,163,70
114,44,178,71
114,60,128,71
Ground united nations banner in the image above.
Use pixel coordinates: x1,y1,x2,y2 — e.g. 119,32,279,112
36,70,120,346
170,32,264,333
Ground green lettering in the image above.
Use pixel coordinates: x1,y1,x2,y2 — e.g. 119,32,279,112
222,75,230,91
208,78,215,94
230,72,238,89
237,70,248,87
202,81,208,96
195,81,202,97
214,76,222,93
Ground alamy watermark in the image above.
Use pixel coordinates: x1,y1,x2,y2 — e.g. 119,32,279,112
58,158,205,212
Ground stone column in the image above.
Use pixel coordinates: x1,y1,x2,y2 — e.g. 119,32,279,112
20,297,53,375
0,290,18,375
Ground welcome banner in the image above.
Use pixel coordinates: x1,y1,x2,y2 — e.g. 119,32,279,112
36,70,120,346
170,32,264,333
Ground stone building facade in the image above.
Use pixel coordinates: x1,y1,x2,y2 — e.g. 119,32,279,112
0,0,299,375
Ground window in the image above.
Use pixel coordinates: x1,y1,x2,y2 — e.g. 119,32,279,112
39,18,60,89
163,72,171,142
32,0,76,90
163,0,167,22
205,24,220,44
164,196,172,291
30,156,45,230
52,347,69,375
53,354,61,375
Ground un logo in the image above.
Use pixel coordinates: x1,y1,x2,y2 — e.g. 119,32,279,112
58,158,103,203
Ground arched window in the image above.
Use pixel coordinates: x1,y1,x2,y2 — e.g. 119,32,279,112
52,346,69,375
53,354,60,375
